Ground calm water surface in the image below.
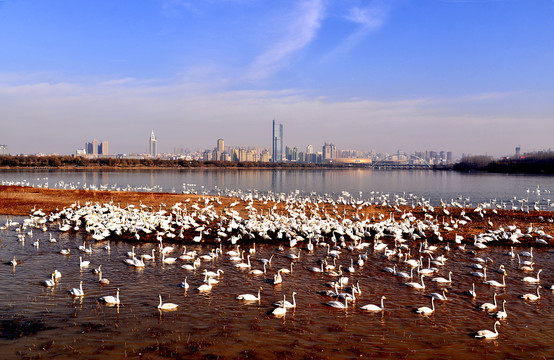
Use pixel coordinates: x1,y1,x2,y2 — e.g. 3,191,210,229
1,168,553,208
0,215,553,359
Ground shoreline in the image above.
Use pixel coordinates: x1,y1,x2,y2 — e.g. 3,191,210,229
1,185,553,247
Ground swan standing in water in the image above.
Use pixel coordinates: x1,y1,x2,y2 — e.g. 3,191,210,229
236,287,262,302
483,275,506,288
157,294,179,310
361,296,386,312
235,254,251,269
197,277,214,291
431,271,452,284
416,297,435,315
69,281,85,296
429,289,448,301
99,288,120,304
98,271,110,285
475,321,500,339
465,283,477,297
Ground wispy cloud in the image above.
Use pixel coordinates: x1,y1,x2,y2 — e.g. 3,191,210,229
321,0,396,64
246,0,326,81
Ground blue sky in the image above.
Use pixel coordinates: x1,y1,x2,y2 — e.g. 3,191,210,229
1,0,553,156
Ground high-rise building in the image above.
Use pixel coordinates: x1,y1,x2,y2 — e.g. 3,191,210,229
0,145,8,155
272,119,283,163
515,146,521,158
149,131,158,157
98,141,109,155
217,139,224,153
322,143,337,160
85,139,98,155
306,145,314,154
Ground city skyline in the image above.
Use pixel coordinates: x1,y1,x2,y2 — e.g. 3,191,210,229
1,1,553,156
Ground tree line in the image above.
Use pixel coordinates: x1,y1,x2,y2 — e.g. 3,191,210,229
453,152,554,174
0,155,350,169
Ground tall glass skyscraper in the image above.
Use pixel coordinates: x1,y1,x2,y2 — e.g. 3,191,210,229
272,119,283,163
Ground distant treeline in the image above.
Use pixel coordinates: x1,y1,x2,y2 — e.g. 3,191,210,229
454,153,554,174
0,155,349,169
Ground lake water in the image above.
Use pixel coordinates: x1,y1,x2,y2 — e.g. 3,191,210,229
0,215,553,359
1,168,553,209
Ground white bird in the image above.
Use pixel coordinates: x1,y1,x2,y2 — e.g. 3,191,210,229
416,297,435,315
465,283,477,297
273,291,296,308
157,294,178,310
475,321,500,339
431,271,452,284
405,275,425,289
197,277,214,291
10,256,17,266
79,256,90,268
234,254,251,269
326,296,349,309
483,275,506,288
494,300,507,319
522,269,541,284
479,293,498,311
43,274,56,287
249,263,267,275
179,276,189,289
236,287,262,302
361,296,386,312
60,249,71,255
69,281,85,296
520,285,541,301
99,288,120,305
98,271,110,285
162,252,177,264
429,289,448,301
272,295,287,316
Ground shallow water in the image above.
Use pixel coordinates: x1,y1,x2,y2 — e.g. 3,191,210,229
0,215,553,359
1,168,553,209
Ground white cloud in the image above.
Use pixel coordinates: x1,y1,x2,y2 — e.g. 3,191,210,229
246,0,326,81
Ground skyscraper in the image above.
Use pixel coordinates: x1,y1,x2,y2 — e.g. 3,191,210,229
272,119,283,163
217,138,224,153
149,131,157,157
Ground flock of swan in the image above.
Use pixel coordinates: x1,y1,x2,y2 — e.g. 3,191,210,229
2,187,554,343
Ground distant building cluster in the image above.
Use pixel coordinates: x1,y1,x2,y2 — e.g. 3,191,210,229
76,139,109,157
69,122,457,165
0,145,8,155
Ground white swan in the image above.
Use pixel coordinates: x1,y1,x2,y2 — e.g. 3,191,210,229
162,252,177,264
479,293,497,311
326,296,349,309
520,285,541,301
273,292,296,308
272,295,287,316
43,274,56,287
361,296,386,312
429,289,448,301
79,256,90,268
158,294,179,310
249,263,267,275
69,281,85,296
431,271,452,284
180,276,189,289
236,287,262,302
475,321,500,339
416,297,435,315
494,300,507,319
465,283,477,297
99,288,120,304
234,254,251,269
197,277,214,291
522,269,541,283
98,271,110,285
483,275,506,288
405,275,425,289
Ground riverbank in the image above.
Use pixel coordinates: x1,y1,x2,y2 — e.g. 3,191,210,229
1,185,553,248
